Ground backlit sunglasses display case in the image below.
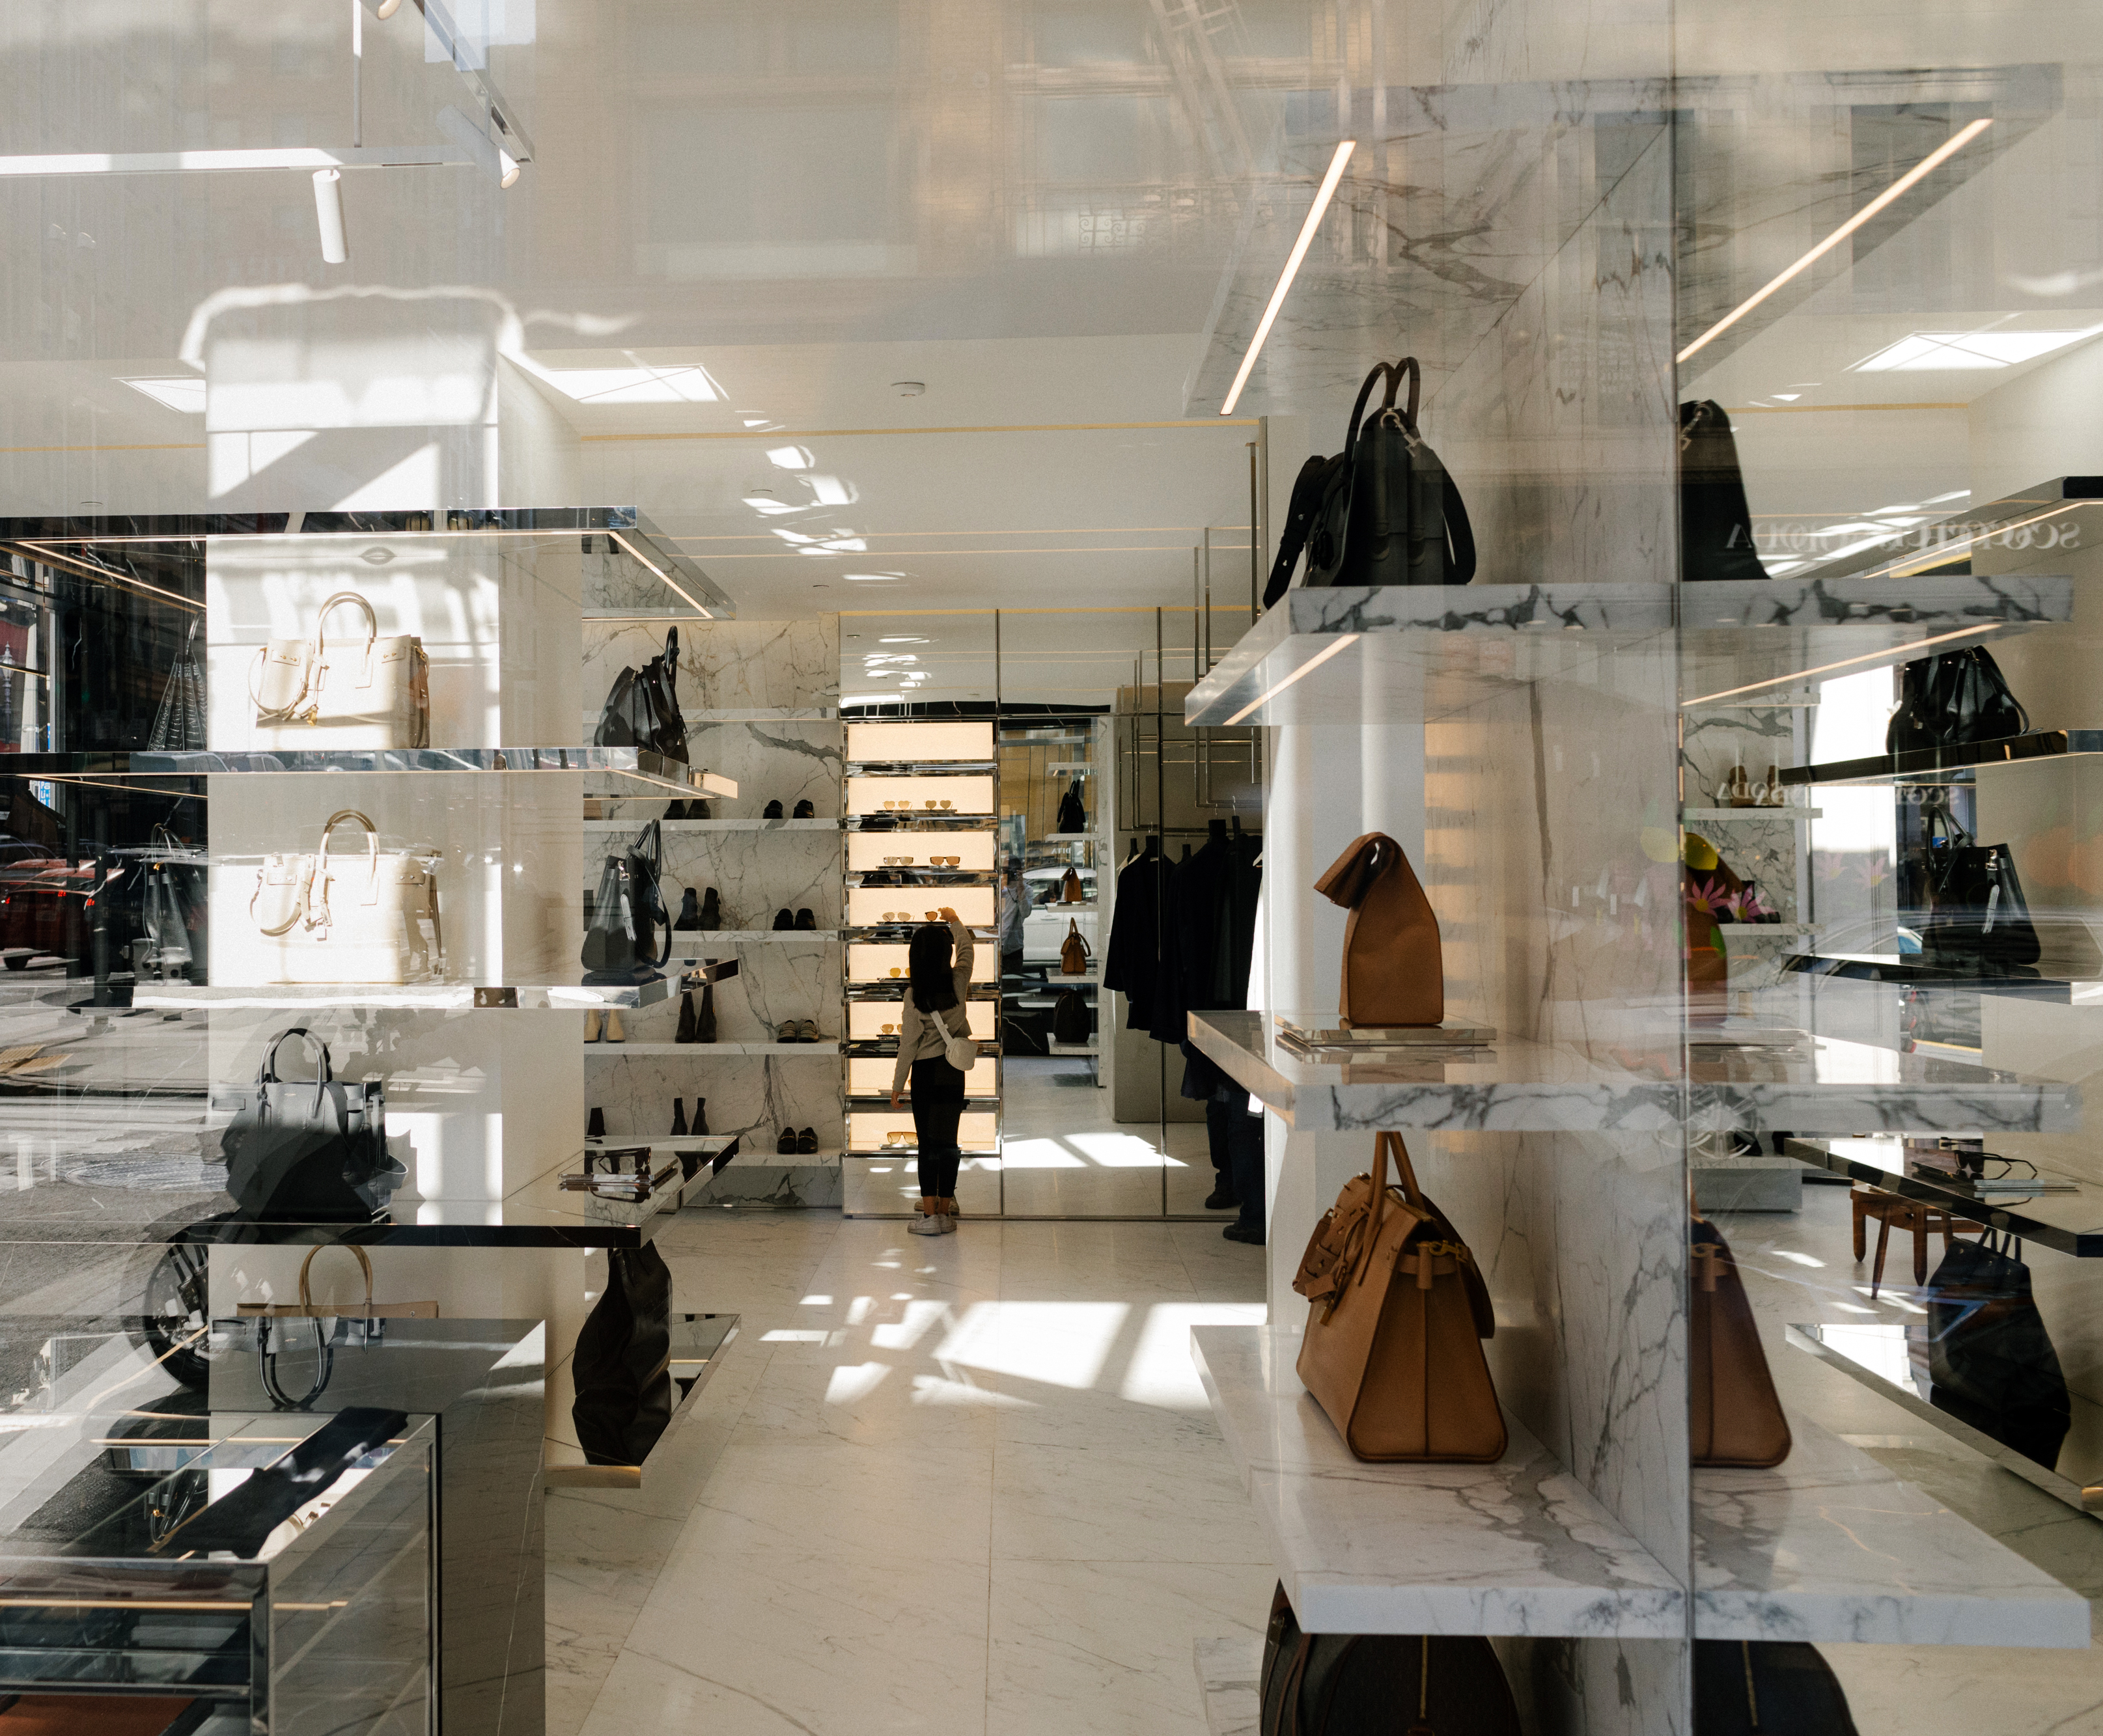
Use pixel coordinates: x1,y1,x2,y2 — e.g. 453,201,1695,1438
840,719,1003,1216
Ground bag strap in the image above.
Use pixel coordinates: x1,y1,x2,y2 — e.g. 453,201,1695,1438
1343,363,1399,468
1376,355,1422,430
309,809,382,926
315,592,379,653
1442,470,1477,583
299,1244,376,1316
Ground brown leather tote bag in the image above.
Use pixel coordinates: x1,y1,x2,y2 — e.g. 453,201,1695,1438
1292,1133,1505,1462
1690,1215,1791,1467
1059,919,1091,976
1313,833,1441,1027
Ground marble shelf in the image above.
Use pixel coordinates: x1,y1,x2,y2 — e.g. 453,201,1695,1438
1190,1325,1684,1638
586,1040,841,1055
1184,577,2072,727
1188,1010,2080,1135
1784,1137,2100,1257
585,817,839,833
1777,728,2103,789
1692,1413,2089,1644
7,747,736,799
133,963,738,1013
586,1133,736,1155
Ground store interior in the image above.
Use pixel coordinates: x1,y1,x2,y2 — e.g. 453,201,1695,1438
0,2,2098,1734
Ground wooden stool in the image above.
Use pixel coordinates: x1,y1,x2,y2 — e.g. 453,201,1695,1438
1850,1186,1985,1295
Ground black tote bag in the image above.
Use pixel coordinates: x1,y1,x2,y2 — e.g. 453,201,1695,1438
220,1028,401,1222
592,628,687,762
1927,1229,2070,1468
581,820,672,984
572,1245,675,1467
1887,646,2029,754
1678,400,1770,582
1915,799,2040,967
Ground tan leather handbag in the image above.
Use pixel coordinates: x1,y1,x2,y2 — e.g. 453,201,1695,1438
1060,867,1084,903
252,590,430,747
1059,919,1091,976
236,1245,439,1321
1690,1215,1791,1466
252,809,443,984
1293,1132,1505,1462
1313,833,1441,1027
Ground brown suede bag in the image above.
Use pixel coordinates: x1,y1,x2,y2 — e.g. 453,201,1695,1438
1690,1215,1791,1467
1292,1133,1506,1463
1313,833,1442,1028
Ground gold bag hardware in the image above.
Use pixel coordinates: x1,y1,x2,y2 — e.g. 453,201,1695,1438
236,1245,439,1321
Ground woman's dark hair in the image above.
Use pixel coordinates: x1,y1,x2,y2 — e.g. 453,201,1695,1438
908,922,958,1013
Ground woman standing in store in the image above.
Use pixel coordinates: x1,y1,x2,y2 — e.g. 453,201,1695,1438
890,908,972,1235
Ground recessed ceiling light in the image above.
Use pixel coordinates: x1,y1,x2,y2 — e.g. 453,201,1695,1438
518,358,722,405
1850,326,2103,372
120,376,205,414
879,635,927,643
1770,393,1801,401
893,381,925,396
845,573,904,583
361,547,395,564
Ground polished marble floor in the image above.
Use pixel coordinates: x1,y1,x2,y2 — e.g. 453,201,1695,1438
553,1210,1270,1735
997,1056,1229,1219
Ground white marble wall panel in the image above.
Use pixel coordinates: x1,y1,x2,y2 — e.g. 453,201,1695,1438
621,943,839,1048
582,616,839,719
682,722,841,821
653,831,841,936
585,1052,842,1153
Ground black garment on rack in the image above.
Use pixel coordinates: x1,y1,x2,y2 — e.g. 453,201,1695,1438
1148,827,1262,1082
1102,849,1167,1030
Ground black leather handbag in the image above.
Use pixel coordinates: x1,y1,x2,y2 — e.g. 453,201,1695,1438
581,819,672,984
220,1028,402,1222
1914,798,2040,967
1887,647,2029,754
1055,778,1087,833
592,627,688,764
1694,1641,1858,1734
1264,359,1475,604
1927,1229,2070,1468
1679,400,1770,582
572,1245,675,1467
1260,1582,1519,1735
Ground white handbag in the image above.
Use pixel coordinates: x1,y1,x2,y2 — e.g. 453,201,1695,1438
251,809,443,985
251,592,430,748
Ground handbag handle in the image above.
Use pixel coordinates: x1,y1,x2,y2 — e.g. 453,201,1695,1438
1373,355,1423,430
314,592,380,660
1361,1131,1428,1278
308,809,382,923
259,1025,333,1086
1343,363,1401,469
299,1243,375,1316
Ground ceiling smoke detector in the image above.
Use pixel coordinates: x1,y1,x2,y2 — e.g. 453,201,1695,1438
891,381,925,397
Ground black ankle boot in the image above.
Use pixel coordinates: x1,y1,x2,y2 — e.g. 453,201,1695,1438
676,989,698,1043
697,984,717,1042
700,887,721,931
671,1097,688,1136
693,1097,708,1135
675,887,701,930
587,1107,606,1140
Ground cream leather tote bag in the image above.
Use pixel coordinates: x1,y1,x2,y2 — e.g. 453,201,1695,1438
251,592,430,748
251,809,443,984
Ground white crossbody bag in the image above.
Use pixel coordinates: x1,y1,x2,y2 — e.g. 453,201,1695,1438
251,591,430,748
251,809,443,984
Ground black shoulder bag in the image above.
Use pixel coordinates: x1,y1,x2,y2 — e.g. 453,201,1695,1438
1678,400,1770,582
1887,646,2029,755
592,627,688,764
1265,359,1475,604
581,818,672,984
1914,795,2040,968
1927,1227,2071,1468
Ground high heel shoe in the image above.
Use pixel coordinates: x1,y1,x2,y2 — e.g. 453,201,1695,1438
584,1008,604,1043
604,1009,626,1043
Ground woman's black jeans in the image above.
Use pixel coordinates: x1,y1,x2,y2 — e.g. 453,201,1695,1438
910,1055,966,1198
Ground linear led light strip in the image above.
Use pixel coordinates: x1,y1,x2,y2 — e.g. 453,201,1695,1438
1678,118,1993,365
1224,633,1359,724
1681,622,2002,708
1220,141,1357,416
608,530,714,617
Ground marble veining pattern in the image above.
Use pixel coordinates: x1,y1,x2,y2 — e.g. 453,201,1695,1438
583,616,839,717
655,830,841,935
1191,1325,1684,1638
1692,1416,2089,1646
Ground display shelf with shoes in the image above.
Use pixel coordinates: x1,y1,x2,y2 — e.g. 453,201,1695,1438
585,1040,841,1055
587,816,841,833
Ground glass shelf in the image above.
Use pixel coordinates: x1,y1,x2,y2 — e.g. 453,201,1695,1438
8,749,737,799
1777,729,2103,788
1783,1136,2101,1258
133,961,738,1013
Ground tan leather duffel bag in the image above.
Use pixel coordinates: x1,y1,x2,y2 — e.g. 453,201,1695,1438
1313,833,1441,1027
1690,1214,1791,1467
1292,1131,1505,1463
